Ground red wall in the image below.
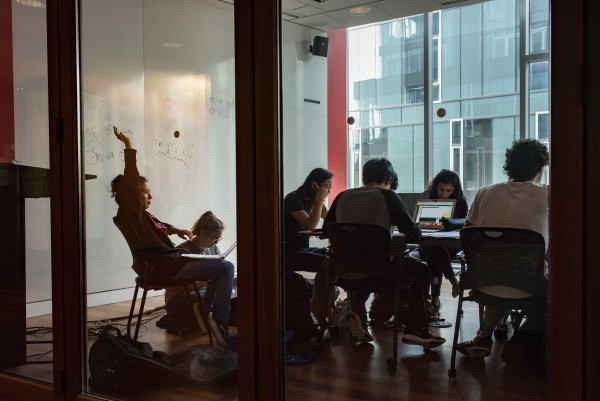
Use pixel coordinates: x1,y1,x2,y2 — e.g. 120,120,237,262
0,0,14,163
327,29,347,200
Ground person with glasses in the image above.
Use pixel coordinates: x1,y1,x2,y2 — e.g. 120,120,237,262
111,127,234,346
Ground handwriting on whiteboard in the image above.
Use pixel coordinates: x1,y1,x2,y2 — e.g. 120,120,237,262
152,139,193,169
163,89,235,120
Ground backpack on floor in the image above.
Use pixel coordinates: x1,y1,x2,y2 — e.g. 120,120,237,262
156,289,206,337
88,327,173,392
284,271,319,341
156,289,239,336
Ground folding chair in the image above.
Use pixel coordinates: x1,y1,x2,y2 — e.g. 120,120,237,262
448,227,547,381
326,222,427,367
113,220,213,344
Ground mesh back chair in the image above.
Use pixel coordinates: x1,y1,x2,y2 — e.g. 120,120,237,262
326,222,425,367
113,220,213,344
448,227,547,381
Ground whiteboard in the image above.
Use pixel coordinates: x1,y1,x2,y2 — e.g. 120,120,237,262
81,0,237,297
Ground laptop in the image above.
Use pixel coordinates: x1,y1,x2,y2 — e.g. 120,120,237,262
412,199,456,231
396,192,425,216
182,241,237,260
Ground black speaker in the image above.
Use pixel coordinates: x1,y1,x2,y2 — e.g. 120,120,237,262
311,36,329,57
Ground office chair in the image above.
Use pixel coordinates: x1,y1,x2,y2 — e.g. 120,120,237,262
113,220,213,344
326,222,427,367
448,227,547,381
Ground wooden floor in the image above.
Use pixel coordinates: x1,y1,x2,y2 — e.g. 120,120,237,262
4,281,548,400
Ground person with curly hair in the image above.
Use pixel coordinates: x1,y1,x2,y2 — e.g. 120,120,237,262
456,138,549,359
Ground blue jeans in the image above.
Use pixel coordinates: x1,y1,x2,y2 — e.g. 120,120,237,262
171,260,235,325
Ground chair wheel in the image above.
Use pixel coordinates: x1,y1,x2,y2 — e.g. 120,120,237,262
387,357,397,367
448,368,456,382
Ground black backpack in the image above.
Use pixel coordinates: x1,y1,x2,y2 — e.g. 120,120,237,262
284,271,319,341
88,327,173,392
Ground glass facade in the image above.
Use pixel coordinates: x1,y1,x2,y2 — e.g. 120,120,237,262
348,0,550,201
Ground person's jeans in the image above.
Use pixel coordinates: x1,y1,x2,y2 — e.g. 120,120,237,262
171,260,235,325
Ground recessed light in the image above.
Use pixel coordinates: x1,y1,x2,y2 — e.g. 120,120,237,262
162,42,183,48
349,6,371,16
17,0,45,8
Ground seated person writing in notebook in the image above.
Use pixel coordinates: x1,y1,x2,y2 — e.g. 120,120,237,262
323,158,445,348
456,139,549,359
111,127,234,346
419,170,468,323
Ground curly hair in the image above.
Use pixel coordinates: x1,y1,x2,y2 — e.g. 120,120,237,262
503,139,549,182
427,169,463,200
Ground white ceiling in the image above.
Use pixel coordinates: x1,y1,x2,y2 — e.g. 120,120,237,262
282,0,484,32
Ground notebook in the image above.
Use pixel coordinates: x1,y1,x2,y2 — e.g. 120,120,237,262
182,241,237,260
412,199,456,231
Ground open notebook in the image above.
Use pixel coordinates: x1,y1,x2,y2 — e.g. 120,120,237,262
182,241,237,260
413,199,456,231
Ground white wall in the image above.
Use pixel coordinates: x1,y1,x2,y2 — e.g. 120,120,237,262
281,23,329,196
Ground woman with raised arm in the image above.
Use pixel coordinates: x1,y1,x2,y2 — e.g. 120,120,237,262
111,127,234,345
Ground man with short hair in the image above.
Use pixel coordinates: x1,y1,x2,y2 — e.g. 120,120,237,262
456,138,549,358
324,157,446,348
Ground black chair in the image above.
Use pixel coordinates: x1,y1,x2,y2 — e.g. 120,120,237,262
448,227,547,381
326,222,426,367
113,220,213,344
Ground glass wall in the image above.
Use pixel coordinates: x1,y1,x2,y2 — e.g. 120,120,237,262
0,0,54,384
80,0,237,399
348,0,550,201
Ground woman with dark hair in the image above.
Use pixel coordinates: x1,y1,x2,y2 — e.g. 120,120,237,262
284,168,333,328
421,169,469,322
426,169,468,217
111,127,234,346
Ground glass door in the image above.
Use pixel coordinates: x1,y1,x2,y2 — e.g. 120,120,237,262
0,0,55,390
79,0,238,399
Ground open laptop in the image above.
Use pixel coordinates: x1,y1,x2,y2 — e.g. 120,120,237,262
182,241,237,260
396,192,425,216
412,199,456,231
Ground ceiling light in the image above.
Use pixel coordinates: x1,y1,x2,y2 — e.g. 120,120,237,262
162,42,183,48
16,0,45,8
349,6,371,16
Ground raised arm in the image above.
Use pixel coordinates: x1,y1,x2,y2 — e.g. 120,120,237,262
113,126,132,149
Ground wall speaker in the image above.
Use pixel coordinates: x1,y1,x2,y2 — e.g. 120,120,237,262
311,36,329,57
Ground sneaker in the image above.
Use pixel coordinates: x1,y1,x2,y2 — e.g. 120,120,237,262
402,326,446,348
209,317,229,347
345,312,374,342
456,335,493,358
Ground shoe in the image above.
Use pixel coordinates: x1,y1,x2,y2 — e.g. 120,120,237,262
345,312,374,342
402,326,446,348
209,317,229,347
456,335,493,358
426,301,442,322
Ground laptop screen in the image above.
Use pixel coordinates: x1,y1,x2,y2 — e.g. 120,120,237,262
413,199,456,228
